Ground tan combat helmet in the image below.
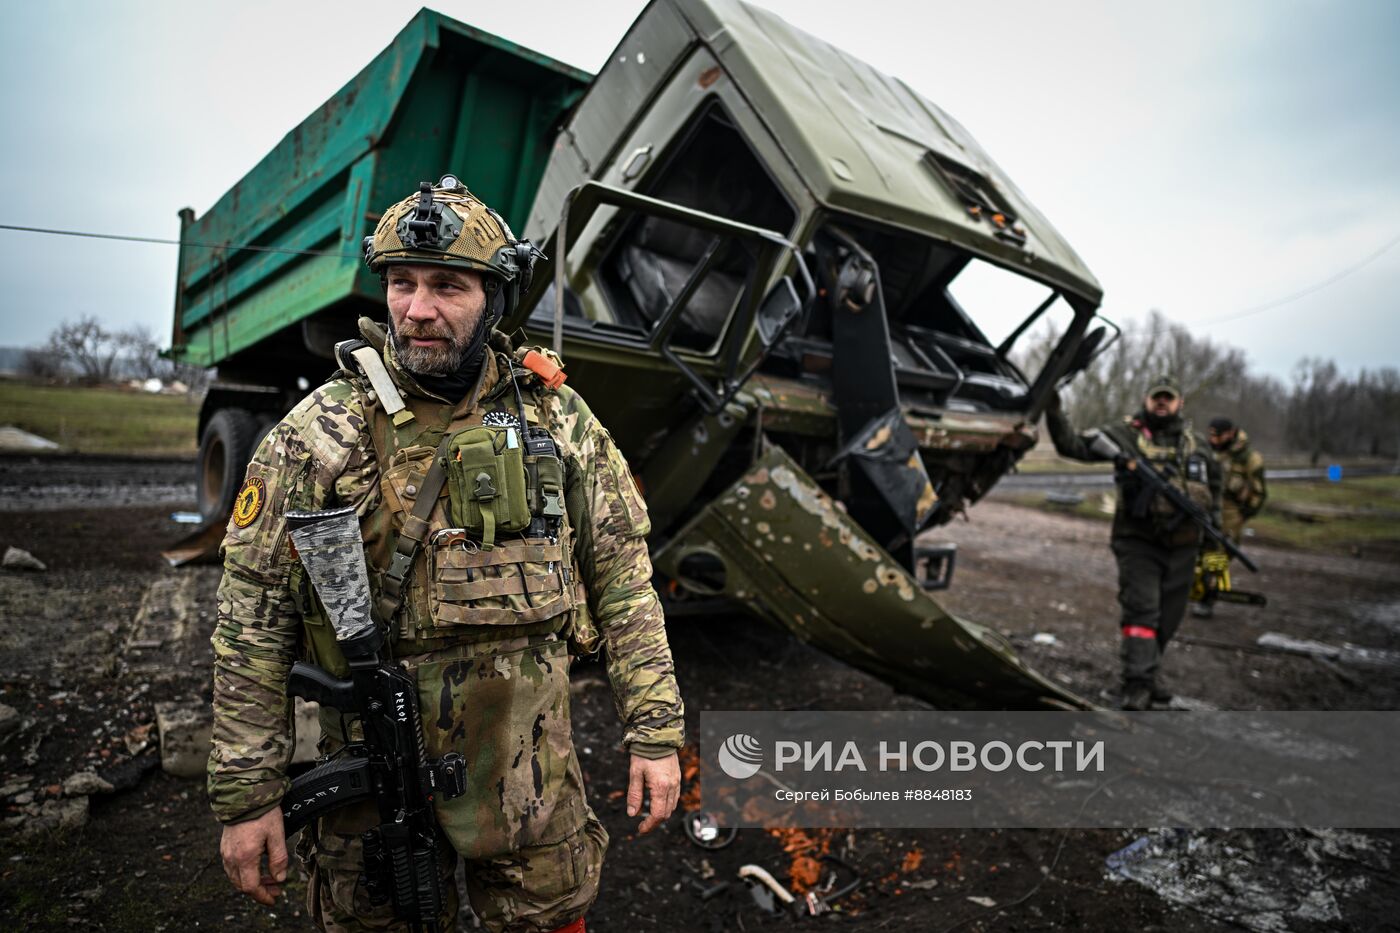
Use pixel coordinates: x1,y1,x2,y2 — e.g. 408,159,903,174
363,174,539,320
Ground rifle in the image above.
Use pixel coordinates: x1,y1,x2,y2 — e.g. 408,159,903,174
279,506,465,933
1086,430,1259,573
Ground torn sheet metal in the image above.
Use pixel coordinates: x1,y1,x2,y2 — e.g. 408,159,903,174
654,444,1093,710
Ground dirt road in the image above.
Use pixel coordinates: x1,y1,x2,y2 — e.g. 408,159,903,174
1,457,1395,931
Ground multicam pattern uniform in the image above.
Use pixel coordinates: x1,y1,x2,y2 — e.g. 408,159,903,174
1215,429,1267,543
209,328,684,931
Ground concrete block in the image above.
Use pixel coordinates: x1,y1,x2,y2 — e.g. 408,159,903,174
155,701,212,779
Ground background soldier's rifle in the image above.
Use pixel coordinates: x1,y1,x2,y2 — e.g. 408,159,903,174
279,506,465,933
1085,430,1259,573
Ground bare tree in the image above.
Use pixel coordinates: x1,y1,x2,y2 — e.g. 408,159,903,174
45,316,119,385
19,347,64,381
114,325,166,381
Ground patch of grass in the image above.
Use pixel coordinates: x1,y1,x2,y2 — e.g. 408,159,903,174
0,380,198,456
1265,474,1400,509
1250,476,1400,551
1003,476,1400,554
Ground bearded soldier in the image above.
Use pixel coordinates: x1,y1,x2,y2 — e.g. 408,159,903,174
209,176,684,932
1045,376,1221,710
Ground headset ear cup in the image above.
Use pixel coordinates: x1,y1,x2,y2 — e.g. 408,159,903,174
516,242,535,293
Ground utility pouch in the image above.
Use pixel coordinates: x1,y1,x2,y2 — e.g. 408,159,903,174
445,425,531,549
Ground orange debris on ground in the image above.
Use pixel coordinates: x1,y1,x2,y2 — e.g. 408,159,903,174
900,846,924,874
767,827,836,893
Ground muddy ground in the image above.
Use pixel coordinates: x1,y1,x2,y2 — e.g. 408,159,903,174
1,454,1397,932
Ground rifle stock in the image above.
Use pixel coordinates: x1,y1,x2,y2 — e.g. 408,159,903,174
280,508,467,933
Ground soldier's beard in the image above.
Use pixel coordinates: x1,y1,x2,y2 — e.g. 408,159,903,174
393,322,472,375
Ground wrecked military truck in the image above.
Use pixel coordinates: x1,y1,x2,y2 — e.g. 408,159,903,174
170,0,1110,710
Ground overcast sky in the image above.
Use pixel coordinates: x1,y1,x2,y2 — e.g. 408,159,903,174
1,0,1396,381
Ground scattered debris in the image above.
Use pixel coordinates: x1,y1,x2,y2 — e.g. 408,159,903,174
1106,828,1391,932
62,770,115,797
967,895,997,908
2,546,47,571
0,425,61,452
0,775,33,798
1256,632,1400,669
1032,632,1059,646
684,811,737,850
0,702,22,738
3,796,89,837
738,863,795,914
1044,492,1083,507
124,722,155,756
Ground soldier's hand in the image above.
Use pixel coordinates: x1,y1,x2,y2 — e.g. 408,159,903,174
220,807,289,906
626,751,681,834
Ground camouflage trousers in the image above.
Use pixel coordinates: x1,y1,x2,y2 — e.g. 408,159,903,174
304,632,609,932
302,805,608,932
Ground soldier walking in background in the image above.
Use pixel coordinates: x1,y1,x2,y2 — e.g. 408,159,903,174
1192,417,1268,617
1045,376,1222,710
209,177,684,932
1208,417,1267,543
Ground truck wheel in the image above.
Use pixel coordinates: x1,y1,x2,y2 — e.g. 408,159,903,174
197,408,259,521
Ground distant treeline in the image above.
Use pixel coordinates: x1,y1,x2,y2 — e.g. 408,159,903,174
18,315,210,392
1020,310,1400,462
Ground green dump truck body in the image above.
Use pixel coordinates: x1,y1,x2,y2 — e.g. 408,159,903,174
174,2,1109,711
171,9,587,373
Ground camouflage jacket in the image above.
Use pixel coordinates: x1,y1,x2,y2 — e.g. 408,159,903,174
1216,430,1267,517
208,327,684,825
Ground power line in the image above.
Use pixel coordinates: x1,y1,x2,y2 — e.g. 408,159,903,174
1192,230,1400,327
1114,230,1400,342
0,222,360,260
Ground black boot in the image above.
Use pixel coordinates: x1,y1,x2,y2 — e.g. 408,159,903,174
1151,683,1173,705
1121,682,1152,711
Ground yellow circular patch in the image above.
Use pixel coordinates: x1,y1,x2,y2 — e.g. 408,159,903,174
232,476,266,528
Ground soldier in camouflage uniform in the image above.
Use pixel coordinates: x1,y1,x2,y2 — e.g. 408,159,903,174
210,177,685,932
1046,376,1221,710
1207,417,1267,543
1191,417,1267,617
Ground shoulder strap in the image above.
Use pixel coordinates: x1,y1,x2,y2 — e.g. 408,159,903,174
375,431,453,632
369,360,493,635
350,345,415,429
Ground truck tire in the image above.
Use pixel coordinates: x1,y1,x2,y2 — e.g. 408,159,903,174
197,408,259,522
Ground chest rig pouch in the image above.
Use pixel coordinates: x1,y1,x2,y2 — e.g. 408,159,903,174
429,417,573,632
1131,426,1213,530
446,425,531,549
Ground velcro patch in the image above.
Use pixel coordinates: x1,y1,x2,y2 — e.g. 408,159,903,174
232,476,267,528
